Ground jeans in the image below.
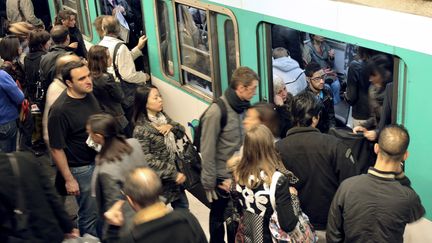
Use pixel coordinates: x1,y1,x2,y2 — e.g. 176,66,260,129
209,190,237,243
0,120,17,152
325,78,341,105
171,190,189,209
70,164,98,236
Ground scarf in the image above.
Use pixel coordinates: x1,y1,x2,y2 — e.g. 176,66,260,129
224,88,251,114
148,112,183,160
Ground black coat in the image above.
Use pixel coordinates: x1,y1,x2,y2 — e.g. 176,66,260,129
68,27,87,58
39,45,71,86
327,169,425,243
345,60,370,120
276,127,359,230
92,73,127,128
0,152,73,242
106,209,208,243
24,50,46,102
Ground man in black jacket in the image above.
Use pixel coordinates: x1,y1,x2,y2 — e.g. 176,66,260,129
327,125,425,243
305,62,336,133
0,151,78,242
105,167,207,243
39,25,72,90
275,91,358,242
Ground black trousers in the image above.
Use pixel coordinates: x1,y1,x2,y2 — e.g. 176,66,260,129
209,188,238,243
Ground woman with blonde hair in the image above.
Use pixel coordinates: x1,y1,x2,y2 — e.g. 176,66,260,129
232,124,299,243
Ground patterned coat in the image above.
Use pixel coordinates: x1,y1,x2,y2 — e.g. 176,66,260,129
133,112,185,203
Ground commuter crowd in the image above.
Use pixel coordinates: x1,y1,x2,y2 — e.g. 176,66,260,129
0,1,426,243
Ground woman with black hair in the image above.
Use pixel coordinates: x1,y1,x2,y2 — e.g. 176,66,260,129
132,84,189,209
353,54,393,141
87,113,147,238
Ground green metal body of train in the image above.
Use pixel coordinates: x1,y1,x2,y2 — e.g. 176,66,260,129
47,0,431,223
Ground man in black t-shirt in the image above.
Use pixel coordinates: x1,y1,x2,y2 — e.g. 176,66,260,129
48,61,101,236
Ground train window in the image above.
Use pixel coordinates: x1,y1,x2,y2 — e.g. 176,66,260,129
60,0,92,39
267,23,402,128
225,20,236,79
156,1,174,76
176,4,212,96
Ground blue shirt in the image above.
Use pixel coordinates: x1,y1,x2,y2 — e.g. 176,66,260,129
0,70,24,125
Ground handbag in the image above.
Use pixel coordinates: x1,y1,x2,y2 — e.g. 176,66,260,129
112,43,142,109
176,135,202,190
269,171,317,243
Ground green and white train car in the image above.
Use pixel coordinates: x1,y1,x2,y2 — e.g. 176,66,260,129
47,0,431,228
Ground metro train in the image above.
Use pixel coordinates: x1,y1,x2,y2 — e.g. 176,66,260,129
46,0,431,225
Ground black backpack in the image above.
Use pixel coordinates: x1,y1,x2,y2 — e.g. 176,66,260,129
191,98,227,152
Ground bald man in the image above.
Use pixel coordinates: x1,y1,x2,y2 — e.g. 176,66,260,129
42,54,81,146
105,168,207,243
327,125,425,243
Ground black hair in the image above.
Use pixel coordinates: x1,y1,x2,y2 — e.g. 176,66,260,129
366,54,392,83
378,124,410,162
304,62,322,78
50,25,69,44
132,84,159,124
292,91,323,127
0,35,20,61
87,113,132,163
28,29,51,53
61,61,85,84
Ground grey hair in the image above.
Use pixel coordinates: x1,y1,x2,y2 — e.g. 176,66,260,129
273,75,285,94
272,47,289,59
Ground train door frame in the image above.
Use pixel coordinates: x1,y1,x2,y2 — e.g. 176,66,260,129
154,0,240,102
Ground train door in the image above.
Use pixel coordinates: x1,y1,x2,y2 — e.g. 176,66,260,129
260,22,403,130
96,0,150,74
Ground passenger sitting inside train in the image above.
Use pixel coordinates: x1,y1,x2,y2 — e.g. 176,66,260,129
327,125,425,243
272,47,307,96
304,34,341,104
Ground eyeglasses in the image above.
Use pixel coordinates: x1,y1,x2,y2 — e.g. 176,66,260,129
310,75,325,82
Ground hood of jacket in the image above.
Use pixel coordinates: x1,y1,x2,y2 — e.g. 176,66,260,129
273,56,301,72
25,51,46,62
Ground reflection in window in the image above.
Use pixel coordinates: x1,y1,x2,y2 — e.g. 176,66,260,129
156,1,174,76
61,0,91,37
176,4,212,95
225,20,236,79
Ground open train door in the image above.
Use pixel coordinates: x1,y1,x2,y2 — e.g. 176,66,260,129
96,0,150,75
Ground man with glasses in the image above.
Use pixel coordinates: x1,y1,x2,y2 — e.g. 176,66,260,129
305,62,336,133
